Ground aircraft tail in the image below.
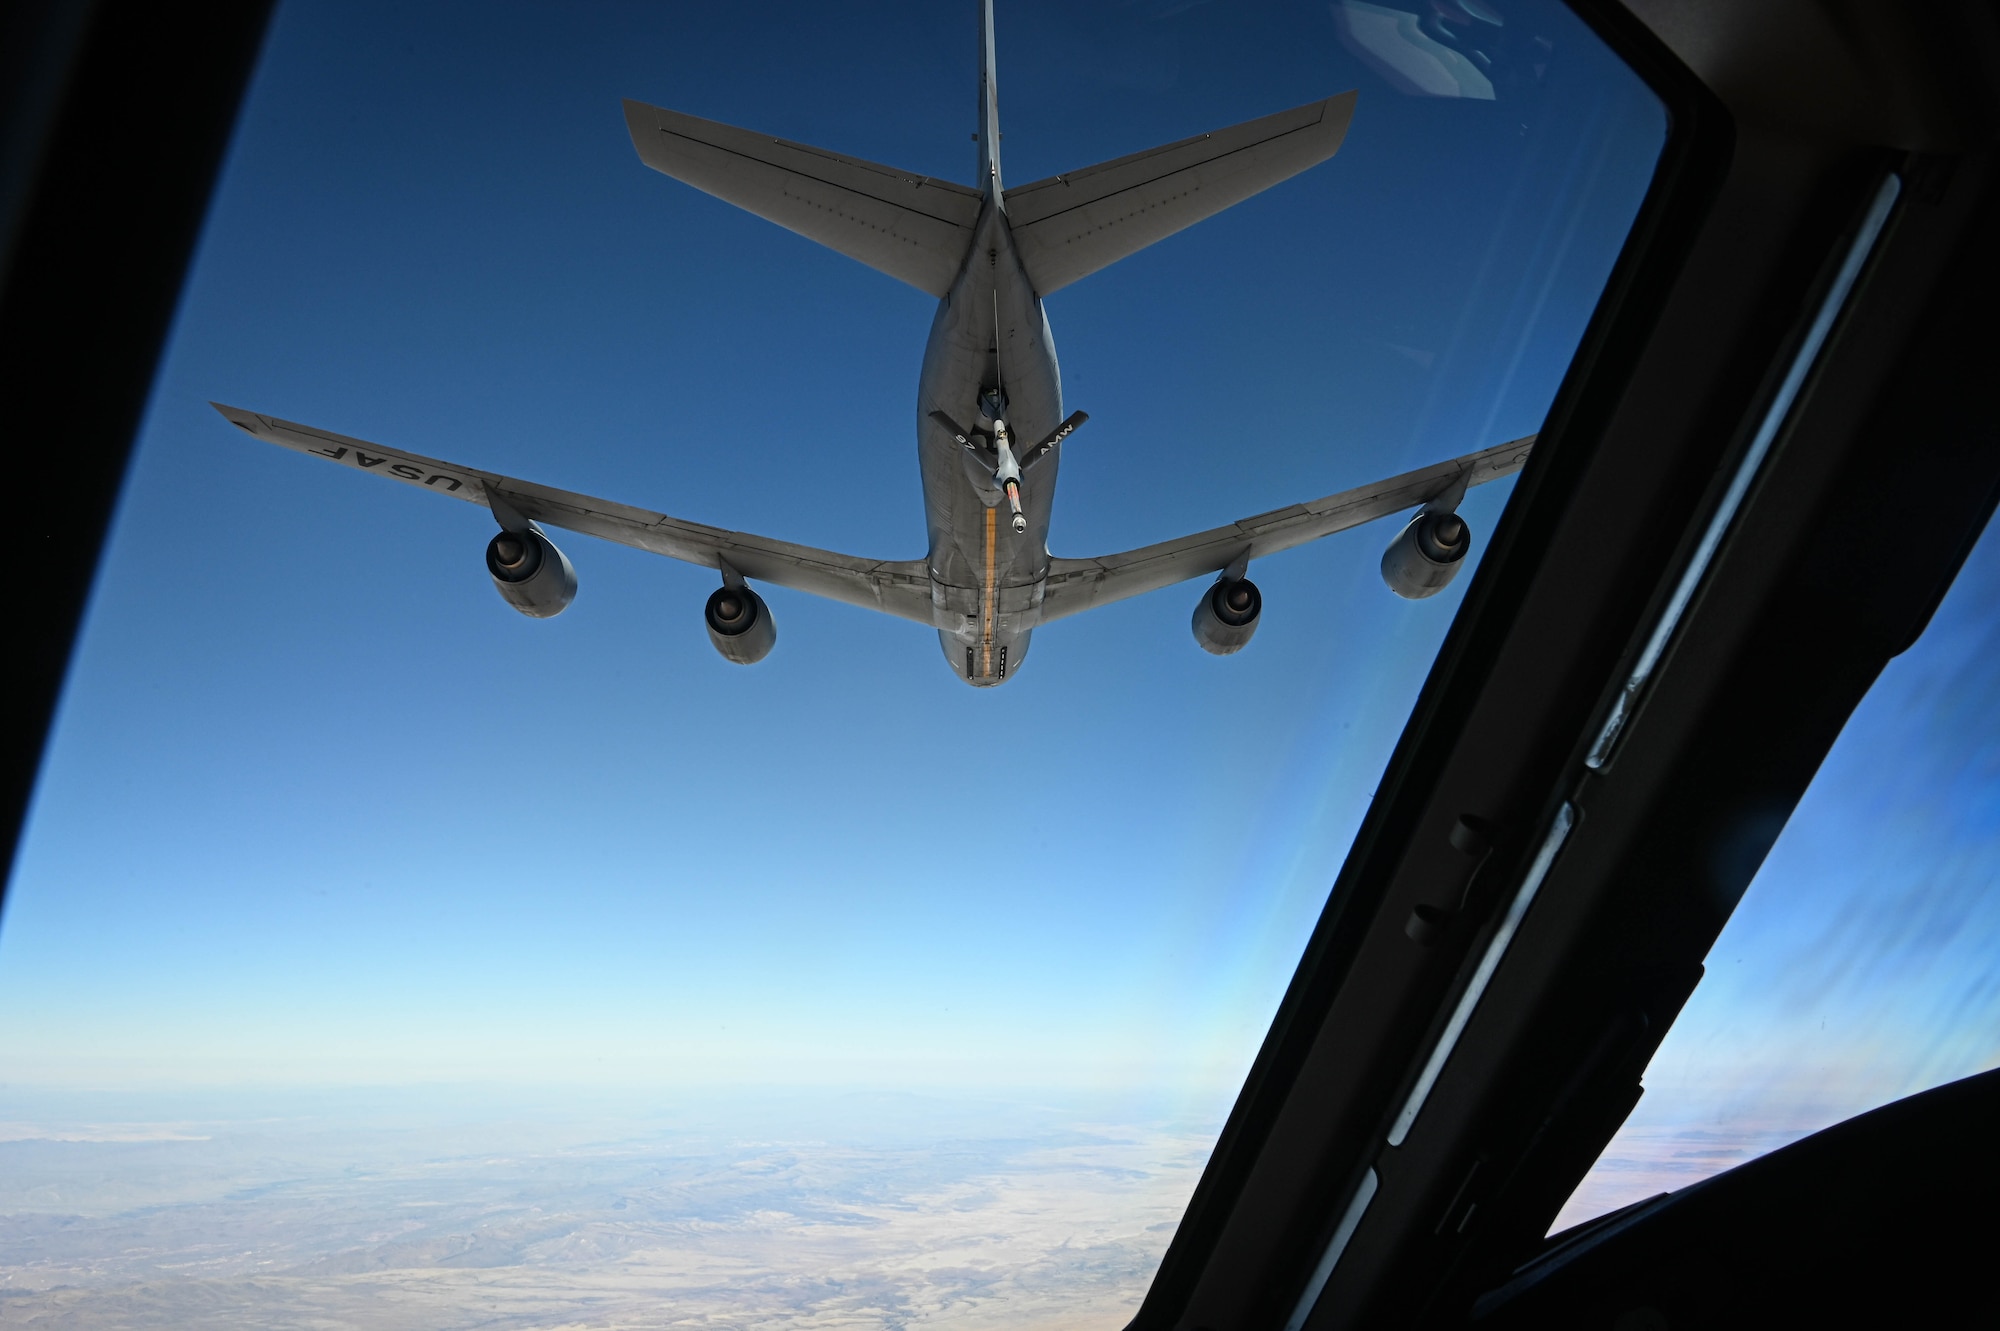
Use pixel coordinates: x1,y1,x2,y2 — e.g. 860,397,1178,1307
977,0,1003,198
626,4,1351,300
1004,91,1357,296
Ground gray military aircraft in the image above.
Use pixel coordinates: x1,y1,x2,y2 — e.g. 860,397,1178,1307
214,0,1532,687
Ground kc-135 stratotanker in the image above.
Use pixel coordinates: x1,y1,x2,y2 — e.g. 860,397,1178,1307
216,0,1532,687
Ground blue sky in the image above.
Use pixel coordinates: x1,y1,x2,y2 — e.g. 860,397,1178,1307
0,0,1661,1107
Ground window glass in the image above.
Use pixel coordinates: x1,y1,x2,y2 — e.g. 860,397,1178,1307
1,1,1661,1322
1557,508,2000,1231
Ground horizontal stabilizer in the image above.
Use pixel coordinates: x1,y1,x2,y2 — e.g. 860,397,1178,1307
1040,431,1532,621
623,100,982,297
1005,91,1356,296
212,404,935,623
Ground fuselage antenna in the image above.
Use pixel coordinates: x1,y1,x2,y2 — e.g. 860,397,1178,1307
991,295,1007,412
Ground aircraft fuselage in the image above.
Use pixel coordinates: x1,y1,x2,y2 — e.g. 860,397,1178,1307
919,201,1063,686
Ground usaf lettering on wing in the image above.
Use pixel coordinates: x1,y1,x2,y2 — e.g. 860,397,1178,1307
306,442,465,493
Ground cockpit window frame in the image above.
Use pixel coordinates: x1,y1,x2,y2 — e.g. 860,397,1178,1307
1129,3,2000,1328
1126,4,1732,1323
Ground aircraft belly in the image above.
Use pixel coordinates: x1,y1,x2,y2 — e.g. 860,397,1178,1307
915,206,1064,685
938,625,1033,686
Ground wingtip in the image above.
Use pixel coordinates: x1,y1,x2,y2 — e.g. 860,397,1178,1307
621,98,668,157
1316,90,1360,152
210,401,257,430
621,97,663,126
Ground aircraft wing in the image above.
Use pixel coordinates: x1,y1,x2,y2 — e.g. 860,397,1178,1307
212,404,936,624
1039,433,1534,622
623,100,983,298
1004,91,1356,297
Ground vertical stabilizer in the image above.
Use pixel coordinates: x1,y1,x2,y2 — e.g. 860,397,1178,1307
977,0,1003,200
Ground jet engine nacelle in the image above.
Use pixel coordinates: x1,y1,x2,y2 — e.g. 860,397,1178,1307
1192,576,1262,655
705,585,777,664
486,529,577,618
1381,511,1470,599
